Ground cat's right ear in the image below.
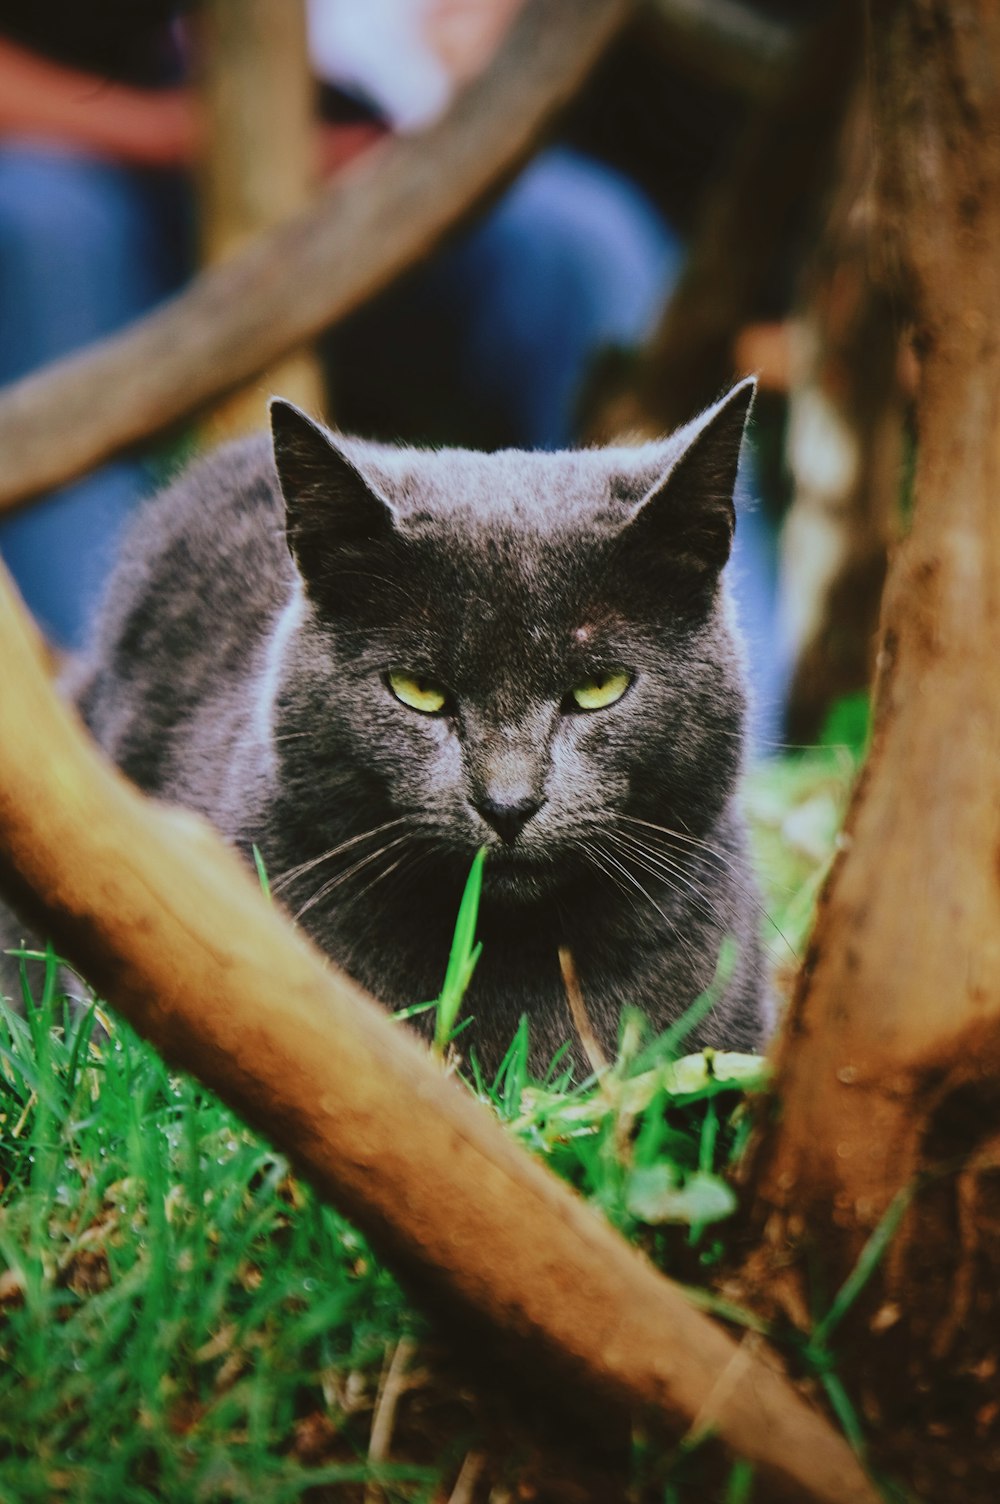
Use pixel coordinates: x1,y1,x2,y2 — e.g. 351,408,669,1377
269,399,397,589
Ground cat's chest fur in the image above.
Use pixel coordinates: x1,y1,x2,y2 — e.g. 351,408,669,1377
77,387,769,1073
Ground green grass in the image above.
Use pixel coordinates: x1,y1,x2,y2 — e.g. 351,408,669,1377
0,743,861,1502
745,736,860,967
0,972,432,1503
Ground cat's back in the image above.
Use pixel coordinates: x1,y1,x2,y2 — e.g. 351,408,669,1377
78,433,292,788
110,432,287,618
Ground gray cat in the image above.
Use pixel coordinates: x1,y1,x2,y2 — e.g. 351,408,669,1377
68,380,769,1073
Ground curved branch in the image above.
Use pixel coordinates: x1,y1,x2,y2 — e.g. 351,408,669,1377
0,566,876,1504
0,0,629,514
648,0,794,97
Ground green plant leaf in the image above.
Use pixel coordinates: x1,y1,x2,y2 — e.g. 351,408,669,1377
251,843,272,901
625,1165,738,1226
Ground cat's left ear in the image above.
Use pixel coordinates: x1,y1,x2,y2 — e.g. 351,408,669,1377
615,378,755,594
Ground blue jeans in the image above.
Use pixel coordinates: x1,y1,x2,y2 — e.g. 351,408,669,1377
0,145,189,648
329,148,684,450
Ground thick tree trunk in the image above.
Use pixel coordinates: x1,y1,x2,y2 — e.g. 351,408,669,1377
743,5,1000,1497
197,0,325,432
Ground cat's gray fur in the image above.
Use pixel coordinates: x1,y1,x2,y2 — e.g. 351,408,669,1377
56,382,769,1071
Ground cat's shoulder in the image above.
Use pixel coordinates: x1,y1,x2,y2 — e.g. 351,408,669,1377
81,432,290,694
128,432,281,563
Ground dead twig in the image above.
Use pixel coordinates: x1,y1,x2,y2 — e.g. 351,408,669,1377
365,1335,418,1503
558,945,610,1077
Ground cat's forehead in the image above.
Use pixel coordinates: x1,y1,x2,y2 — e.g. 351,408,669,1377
339,439,681,532
313,432,710,671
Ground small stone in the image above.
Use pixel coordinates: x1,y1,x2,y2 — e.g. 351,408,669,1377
0,1267,24,1305
870,1302,902,1333
975,1402,999,1434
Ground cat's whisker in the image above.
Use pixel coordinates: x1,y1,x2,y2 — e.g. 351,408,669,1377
606,826,731,904
618,814,745,870
347,844,433,909
293,832,415,920
603,828,734,935
699,723,828,753
615,817,797,963
394,834,445,884
315,830,446,916
588,839,679,930
587,839,707,975
581,845,649,922
270,817,414,894
618,818,792,910
601,829,792,972
617,813,771,910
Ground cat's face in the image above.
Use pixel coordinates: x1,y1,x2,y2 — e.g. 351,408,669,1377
268,388,753,901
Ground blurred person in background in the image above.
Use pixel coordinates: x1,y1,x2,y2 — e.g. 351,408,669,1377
316,0,681,451
0,0,682,655
0,2,193,649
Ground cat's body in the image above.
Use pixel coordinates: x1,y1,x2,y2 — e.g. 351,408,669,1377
73,386,769,1071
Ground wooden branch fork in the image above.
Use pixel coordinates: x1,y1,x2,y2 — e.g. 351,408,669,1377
0,0,630,515
0,569,876,1502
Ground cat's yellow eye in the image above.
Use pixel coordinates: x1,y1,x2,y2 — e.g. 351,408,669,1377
569,671,632,711
387,671,449,715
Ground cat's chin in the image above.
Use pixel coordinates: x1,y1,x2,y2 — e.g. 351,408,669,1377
479,848,567,904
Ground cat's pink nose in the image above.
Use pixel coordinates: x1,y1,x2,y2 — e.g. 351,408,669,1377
473,795,545,845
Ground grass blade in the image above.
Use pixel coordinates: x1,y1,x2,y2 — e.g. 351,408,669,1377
433,848,486,1055
812,1185,912,1348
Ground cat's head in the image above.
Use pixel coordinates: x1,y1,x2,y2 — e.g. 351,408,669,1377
267,384,754,900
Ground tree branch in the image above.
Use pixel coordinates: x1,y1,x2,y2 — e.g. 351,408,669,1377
0,0,629,514
646,0,794,97
0,564,876,1504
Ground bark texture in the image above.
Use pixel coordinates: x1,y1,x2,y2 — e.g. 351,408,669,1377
0,562,878,1504
0,0,629,514
744,4,1000,1496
